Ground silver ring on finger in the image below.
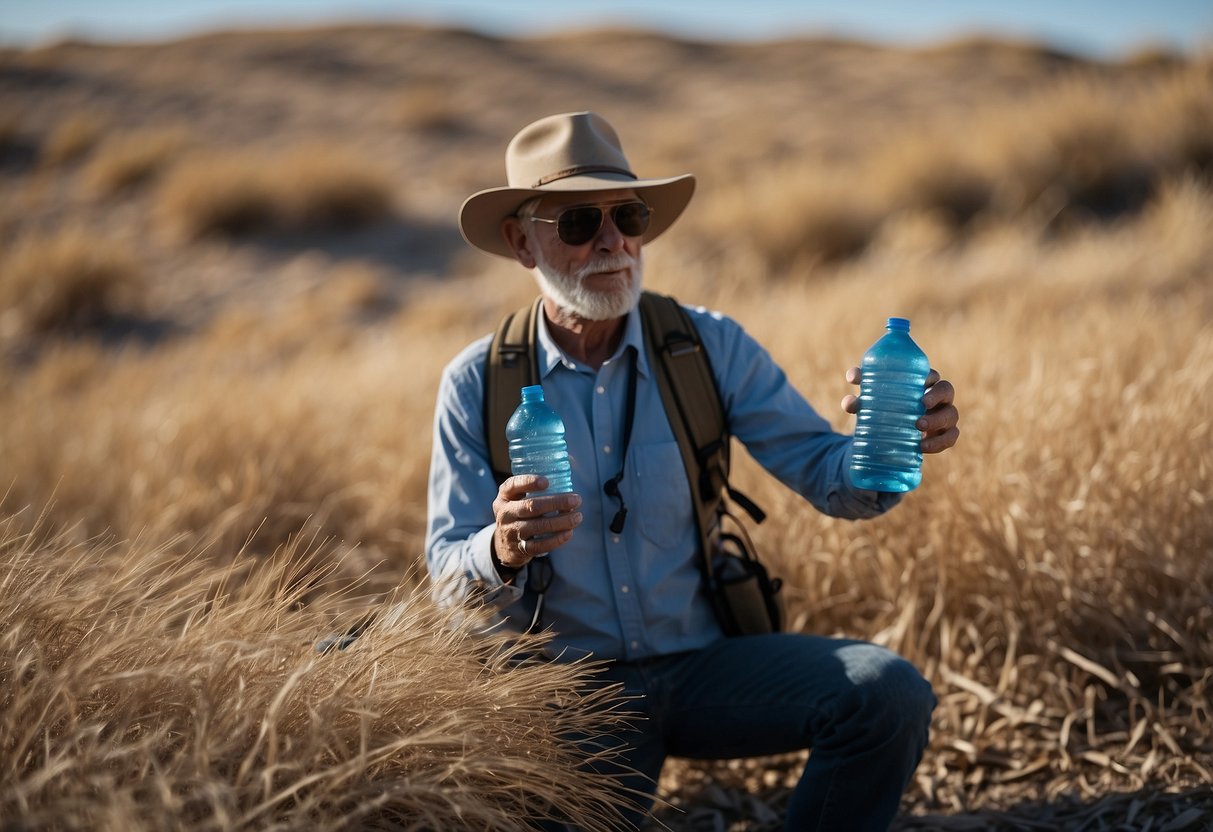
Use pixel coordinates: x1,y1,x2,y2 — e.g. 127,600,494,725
520,537,529,556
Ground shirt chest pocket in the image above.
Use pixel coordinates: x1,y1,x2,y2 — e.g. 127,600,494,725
632,441,692,549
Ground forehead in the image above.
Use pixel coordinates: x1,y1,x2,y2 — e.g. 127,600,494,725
534,188,640,212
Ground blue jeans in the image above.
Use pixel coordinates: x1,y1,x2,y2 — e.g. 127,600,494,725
572,634,936,832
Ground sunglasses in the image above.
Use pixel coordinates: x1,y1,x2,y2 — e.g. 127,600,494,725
527,201,652,246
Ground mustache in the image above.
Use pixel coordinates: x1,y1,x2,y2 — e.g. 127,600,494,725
575,254,636,280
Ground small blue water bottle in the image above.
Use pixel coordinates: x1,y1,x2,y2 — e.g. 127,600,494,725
507,385,574,496
849,317,930,493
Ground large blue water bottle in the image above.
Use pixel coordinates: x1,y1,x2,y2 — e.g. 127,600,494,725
849,317,931,492
507,385,574,496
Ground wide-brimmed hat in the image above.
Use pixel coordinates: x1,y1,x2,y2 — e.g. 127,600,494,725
459,111,695,258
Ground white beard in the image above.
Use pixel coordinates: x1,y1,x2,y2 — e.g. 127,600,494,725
532,249,643,321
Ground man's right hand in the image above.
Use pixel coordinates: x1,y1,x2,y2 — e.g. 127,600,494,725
492,475,582,571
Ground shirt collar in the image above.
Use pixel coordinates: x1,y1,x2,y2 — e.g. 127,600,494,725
535,301,651,379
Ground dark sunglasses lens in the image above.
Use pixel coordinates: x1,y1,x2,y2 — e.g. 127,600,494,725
612,202,650,237
557,207,603,246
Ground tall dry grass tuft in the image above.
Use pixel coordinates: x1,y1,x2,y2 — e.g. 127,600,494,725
0,512,636,830
0,227,144,339
694,166,882,270
0,112,20,153
81,126,189,195
41,114,106,167
395,84,469,134
970,75,1156,222
156,144,396,240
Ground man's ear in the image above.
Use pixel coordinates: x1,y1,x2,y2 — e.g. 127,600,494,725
501,218,537,269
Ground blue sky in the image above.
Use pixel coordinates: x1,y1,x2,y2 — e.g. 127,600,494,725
2,0,1211,57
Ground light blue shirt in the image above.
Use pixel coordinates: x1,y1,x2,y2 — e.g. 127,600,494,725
426,301,901,662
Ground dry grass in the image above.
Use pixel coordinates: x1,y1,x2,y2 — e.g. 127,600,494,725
0,227,144,339
641,175,1213,828
0,513,635,831
81,126,189,195
0,112,19,151
41,114,106,167
1,27,1211,831
687,62,1213,269
156,144,396,240
394,83,470,134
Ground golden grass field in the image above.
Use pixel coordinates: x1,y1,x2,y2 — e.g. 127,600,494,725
1,24,1211,831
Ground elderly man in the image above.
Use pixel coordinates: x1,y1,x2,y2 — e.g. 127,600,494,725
426,112,959,831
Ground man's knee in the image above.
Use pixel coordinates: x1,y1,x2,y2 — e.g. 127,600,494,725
835,642,936,738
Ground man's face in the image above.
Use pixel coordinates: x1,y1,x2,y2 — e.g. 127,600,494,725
524,188,645,322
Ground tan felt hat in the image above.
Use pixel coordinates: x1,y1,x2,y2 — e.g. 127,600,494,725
459,111,695,258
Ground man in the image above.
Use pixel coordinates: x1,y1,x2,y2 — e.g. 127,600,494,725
427,112,960,831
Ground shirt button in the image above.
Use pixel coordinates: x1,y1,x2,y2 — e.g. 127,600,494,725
612,535,620,544
596,386,606,394
620,585,630,593
630,640,639,650
603,445,612,454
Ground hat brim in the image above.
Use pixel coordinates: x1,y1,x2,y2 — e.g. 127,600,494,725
459,172,696,259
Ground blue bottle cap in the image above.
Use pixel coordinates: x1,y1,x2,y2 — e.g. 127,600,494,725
887,317,910,331
521,384,544,401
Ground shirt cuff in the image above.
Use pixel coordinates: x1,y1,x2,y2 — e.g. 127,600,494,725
837,442,906,516
472,525,528,602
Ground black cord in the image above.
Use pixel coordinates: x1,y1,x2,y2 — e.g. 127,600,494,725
602,349,638,534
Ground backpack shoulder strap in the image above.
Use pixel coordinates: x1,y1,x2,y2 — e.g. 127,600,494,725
638,291,734,559
484,296,543,485
640,291,767,534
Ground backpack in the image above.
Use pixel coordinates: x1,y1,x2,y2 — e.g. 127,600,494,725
484,291,782,636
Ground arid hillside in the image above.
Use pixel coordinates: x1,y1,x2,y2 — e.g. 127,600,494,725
1,26,1188,327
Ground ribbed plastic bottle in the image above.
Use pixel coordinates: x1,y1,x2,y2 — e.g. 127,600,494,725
507,385,574,496
849,317,931,493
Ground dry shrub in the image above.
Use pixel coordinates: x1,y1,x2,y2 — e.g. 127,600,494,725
1142,64,1213,176
1120,43,1187,71
81,125,189,195
0,112,19,150
395,83,468,133
41,113,106,167
865,132,992,228
0,514,635,830
0,227,143,338
692,165,881,271
972,76,1155,221
157,144,395,239
962,65,1212,225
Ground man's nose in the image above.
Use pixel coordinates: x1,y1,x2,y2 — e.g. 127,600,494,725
594,211,627,253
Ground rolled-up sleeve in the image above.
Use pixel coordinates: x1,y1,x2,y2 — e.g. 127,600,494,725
426,337,528,608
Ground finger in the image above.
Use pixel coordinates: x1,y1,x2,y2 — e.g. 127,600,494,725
916,404,958,435
496,491,582,522
841,393,859,415
924,368,941,388
524,511,583,539
527,492,582,516
519,529,575,558
921,425,960,454
499,475,547,501
922,379,954,411
845,366,860,385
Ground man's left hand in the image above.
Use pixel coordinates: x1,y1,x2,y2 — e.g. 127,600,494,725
841,367,960,454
